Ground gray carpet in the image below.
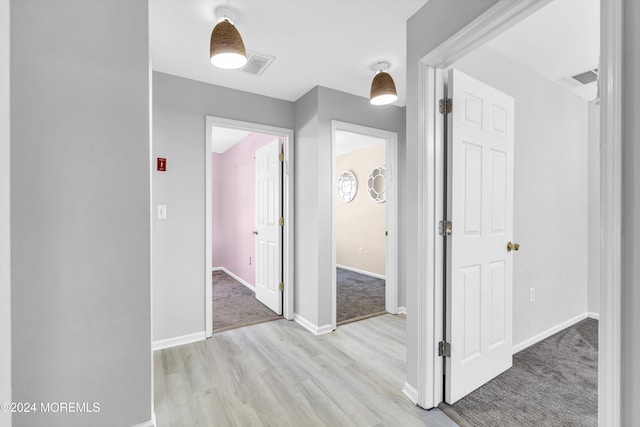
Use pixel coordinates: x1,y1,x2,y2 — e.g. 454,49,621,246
445,318,598,427
212,270,281,333
337,267,386,325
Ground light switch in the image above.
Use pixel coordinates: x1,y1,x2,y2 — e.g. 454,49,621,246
157,204,167,219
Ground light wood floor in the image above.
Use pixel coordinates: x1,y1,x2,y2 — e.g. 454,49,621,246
154,314,457,427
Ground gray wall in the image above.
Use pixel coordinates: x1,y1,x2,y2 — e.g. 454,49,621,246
292,86,406,328
622,0,640,424
587,100,600,315
154,77,405,336
0,0,11,426
293,88,321,325
152,72,295,341
316,87,406,325
453,46,589,347
405,0,500,396
10,0,152,426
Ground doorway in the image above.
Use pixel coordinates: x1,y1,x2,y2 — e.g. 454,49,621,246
412,0,617,421
330,121,398,329
205,116,295,338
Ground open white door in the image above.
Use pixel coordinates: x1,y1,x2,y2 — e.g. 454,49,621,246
254,138,283,315
445,69,515,403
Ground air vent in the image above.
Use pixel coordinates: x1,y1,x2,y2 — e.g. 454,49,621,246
571,68,598,85
241,51,275,76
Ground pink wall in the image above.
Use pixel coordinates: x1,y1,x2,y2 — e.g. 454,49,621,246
212,133,278,286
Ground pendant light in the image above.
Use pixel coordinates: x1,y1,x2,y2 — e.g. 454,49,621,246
210,7,247,70
370,62,398,106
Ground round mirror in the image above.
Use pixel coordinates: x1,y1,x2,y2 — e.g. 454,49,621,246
367,166,386,203
337,170,358,203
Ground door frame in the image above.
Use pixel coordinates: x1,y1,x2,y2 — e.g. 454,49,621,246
205,116,295,338
415,1,622,424
330,120,399,330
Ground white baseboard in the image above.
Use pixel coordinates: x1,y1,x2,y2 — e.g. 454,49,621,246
512,312,588,354
153,331,206,351
294,313,334,336
588,311,600,320
131,412,156,427
397,306,407,315
336,264,386,280
213,266,255,292
402,382,419,405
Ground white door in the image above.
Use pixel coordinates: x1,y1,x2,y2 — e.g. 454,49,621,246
445,69,515,403
254,138,283,315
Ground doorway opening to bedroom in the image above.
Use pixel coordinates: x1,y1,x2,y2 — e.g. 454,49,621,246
205,116,295,337
331,121,399,328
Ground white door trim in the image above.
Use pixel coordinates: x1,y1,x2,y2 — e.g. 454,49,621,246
330,120,399,330
205,116,295,338
415,1,621,421
598,0,622,425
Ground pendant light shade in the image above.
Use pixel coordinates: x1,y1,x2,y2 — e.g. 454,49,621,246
370,62,398,106
210,9,247,70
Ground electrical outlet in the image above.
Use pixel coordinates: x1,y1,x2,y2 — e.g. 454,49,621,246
157,204,167,220
530,288,535,302
249,256,252,265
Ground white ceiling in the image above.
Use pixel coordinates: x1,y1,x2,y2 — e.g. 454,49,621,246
335,130,385,157
210,127,250,153
149,0,427,106
151,0,600,107
485,0,600,101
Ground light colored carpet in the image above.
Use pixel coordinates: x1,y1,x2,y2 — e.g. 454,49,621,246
337,267,386,325
444,318,598,427
212,270,281,333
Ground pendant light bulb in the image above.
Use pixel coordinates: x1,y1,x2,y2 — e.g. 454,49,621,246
370,62,398,106
210,8,248,70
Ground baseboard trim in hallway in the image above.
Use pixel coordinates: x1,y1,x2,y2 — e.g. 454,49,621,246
293,313,334,335
152,331,205,351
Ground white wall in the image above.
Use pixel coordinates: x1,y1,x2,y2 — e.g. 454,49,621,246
152,72,295,341
587,100,600,315
405,0,500,397
0,0,11,426
453,45,589,347
622,0,640,423
11,0,152,425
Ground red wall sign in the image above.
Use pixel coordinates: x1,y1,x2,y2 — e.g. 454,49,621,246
157,158,166,171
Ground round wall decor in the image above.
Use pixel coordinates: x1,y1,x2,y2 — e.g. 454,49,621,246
337,170,358,203
367,166,386,203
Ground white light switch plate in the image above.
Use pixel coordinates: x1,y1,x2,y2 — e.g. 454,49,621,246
157,204,167,219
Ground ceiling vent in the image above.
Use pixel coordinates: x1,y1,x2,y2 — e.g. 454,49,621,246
240,51,275,76
571,68,598,85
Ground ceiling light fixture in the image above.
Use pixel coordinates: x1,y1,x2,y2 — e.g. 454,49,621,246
370,62,398,106
210,7,247,70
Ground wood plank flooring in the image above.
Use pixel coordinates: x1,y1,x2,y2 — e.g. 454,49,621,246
154,314,456,427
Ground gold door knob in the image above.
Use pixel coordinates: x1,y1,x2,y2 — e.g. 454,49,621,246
253,230,259,235
507,242,520,252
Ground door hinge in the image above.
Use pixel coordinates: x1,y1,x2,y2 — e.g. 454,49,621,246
439,220,452,236
279,217,284,227
438,341,451,357
279,282,284,292
439,98,452,114
279,152,285,162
